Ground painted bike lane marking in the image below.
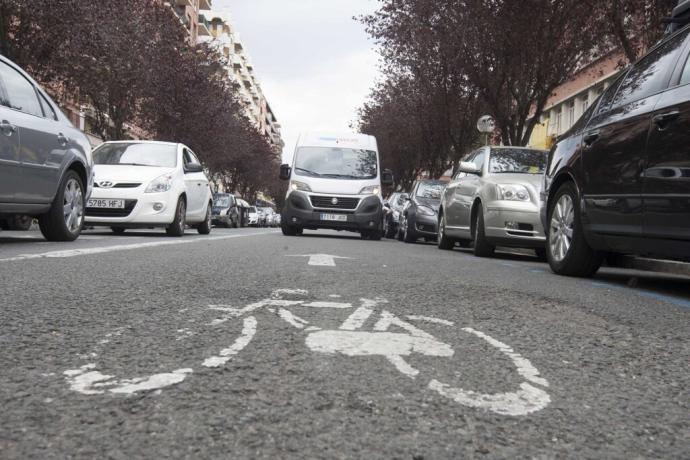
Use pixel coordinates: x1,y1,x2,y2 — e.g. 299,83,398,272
286,253,353,266
62,289,551,416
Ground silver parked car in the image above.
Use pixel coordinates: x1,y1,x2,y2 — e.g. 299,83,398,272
0,55,93,241
438,146,548,258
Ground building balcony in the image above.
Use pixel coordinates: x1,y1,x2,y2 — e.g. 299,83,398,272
198,15,211,35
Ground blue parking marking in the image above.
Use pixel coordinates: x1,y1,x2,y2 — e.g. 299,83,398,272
591,281,690,311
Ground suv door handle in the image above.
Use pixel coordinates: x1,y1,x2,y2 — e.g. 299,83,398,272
583,131,600,147
653,110,680,130
0,120,17,136
57,133,69,146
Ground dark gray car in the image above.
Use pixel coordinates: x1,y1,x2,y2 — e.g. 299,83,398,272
0,55,92,241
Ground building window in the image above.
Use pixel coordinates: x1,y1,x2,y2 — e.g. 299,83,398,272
567,101,575,128
582,98,589,113
555,109,562,134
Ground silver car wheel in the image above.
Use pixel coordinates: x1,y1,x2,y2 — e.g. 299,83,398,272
549,194,574,262
62,178,83,233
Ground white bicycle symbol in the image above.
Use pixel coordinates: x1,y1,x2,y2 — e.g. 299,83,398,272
65,289,550,416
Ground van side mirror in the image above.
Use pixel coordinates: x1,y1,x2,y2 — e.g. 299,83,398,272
458,161,481,175
381,169,394,186
279,164,291,181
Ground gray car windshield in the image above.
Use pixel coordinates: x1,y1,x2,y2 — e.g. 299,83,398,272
294,147,377,179
93,143,178,168
214,196,231,207
416,183,445,199
489,149,546,174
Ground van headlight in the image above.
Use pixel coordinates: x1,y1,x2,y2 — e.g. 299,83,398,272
145,174,173,193
290,180,312,192
417,205,436,216
497,184,530,201
359,185,380,195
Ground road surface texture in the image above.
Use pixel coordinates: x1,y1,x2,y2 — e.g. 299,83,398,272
1,227,688,458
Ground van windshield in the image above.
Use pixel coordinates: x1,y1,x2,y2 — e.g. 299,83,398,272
294,147,377,179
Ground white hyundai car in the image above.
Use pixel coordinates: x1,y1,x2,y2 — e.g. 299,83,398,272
85,141,213,236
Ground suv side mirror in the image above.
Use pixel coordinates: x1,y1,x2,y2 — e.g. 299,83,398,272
279,164,292,181
458,161,481,175
381,169,394,186
184,163,203,173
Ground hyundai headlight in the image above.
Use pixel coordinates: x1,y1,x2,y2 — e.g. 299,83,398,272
359,185,380,195
417,205,436,216
497,184,530,201
290,180,312,192
145,173,173,193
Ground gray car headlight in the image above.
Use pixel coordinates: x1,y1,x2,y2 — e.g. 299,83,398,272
497,184,530,201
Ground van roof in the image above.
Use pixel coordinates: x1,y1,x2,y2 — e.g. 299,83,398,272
295,132,378,151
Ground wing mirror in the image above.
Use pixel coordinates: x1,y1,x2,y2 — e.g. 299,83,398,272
381,169,394,187
184,163,203,173
458,161,481,175
279,164,292,180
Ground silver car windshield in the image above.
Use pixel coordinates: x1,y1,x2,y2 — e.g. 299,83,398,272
214,196,231,207
93,143,178,168
489,149,546,174
294,147,377,179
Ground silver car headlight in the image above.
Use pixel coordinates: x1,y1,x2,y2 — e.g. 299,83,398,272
145,173,173,193
497,184,530,201
417,205,436,216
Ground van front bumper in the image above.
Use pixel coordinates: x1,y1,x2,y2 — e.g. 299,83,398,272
282,191,383,232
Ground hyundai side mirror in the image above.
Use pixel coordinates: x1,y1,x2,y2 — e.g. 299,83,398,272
458,161,481,175
381,169,394,186
184,163,203,173
279,164,292,181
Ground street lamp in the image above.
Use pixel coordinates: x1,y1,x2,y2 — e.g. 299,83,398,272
476,115,495,146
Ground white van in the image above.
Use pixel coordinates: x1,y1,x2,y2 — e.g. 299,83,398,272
279,132,393,239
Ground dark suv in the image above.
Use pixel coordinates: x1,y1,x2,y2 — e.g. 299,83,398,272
541,17,690,276
0,55,92,241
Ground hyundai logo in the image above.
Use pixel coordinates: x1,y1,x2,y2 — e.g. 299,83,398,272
99,181,114,188
331,197,339,205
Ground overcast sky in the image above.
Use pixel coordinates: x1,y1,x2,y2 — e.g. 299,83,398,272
215,0,381,162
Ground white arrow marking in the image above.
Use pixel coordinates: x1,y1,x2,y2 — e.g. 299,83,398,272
287,254,352,267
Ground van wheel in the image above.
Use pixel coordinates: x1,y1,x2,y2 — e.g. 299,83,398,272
39,170,84,242
197,202,212,235
281,222,301,236
547,182,602,277
166,197,186,237
472,205,495,257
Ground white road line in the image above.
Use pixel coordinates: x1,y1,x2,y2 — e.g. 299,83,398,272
339,306,374,330
0,231,277,262
406,315,455,326
286,253,352,267
202,316,257,368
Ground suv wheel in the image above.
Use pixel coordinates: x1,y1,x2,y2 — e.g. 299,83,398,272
403,216,416,243
281,221,301,236
39,170,84,242
472,205,495,257
547,182,602,277
437,214,455,250
166,197,186,237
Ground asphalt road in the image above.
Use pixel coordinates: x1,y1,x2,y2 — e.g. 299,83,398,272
1,227,688,459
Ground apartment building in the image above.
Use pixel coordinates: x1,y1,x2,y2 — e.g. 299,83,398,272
169,0,212,45
201,10,285,152
528,50,626,150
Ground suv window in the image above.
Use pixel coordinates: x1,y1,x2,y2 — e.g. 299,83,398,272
680,53,690,86
610,28,690,108
37,91,57,121
0,61,43,117
596,71,627,115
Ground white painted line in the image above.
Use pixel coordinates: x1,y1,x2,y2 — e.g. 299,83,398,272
302,301,353,309
63,363,193,395
374,311,436,340
277,308,309,329
0,231,277,262
406,315,455,326
339,306,374,330
286,253,353,267
203,316,257,368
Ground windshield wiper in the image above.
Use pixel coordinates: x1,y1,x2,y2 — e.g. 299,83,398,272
295,167,323,177
117,163,155,167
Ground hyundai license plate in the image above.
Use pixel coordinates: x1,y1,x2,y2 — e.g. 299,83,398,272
320,213,347,222
88,199,125,209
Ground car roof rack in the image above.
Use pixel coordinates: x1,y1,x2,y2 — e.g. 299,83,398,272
664,0,690,35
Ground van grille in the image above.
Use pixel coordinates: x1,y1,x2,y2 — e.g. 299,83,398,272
310,196,360,210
